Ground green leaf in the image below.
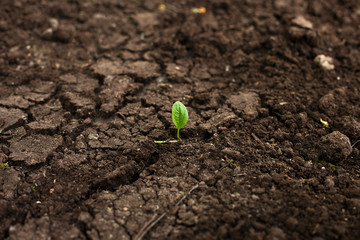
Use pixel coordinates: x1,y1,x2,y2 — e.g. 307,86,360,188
172,101,188,128
0,162,9,169
172,101,188,139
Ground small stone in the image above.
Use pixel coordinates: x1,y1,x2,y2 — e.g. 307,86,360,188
88,133,99,140
49,18,59,29
314,55,335,70
41,28,53,40
292,16,313,29
251,194,259,200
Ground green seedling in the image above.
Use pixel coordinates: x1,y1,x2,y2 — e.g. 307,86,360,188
172,101,188,140
0,162,9,169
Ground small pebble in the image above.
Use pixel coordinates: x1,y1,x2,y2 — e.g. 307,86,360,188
49,18,59,29
251,194,259,200
314,55,335,70
292,16,313,29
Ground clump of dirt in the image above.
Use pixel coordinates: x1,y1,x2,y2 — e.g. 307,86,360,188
317,131,352,163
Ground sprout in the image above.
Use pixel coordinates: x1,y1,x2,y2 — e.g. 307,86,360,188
172,101,188,140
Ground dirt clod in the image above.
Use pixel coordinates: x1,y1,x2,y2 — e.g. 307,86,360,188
53,24,75,43
227,92,260,121
9,135,63,165
317,131,352,164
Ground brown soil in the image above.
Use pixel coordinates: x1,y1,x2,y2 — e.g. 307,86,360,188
1,0,360,239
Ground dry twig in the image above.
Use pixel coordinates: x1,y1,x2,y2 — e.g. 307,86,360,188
134,184,199,240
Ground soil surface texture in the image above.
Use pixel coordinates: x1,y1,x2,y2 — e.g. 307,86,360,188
1,0,360,239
